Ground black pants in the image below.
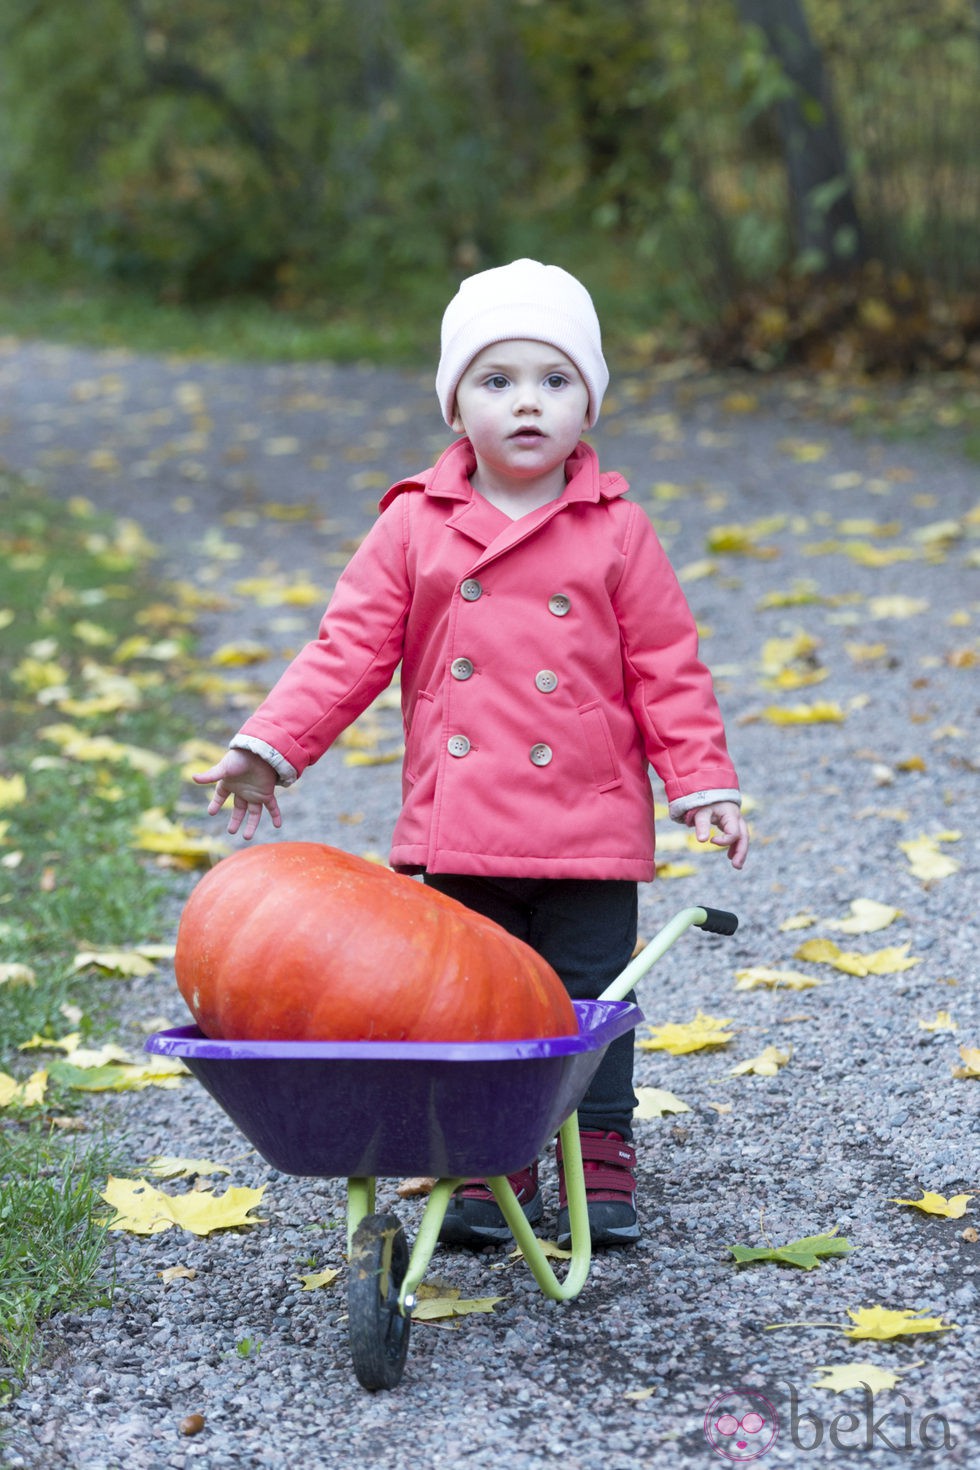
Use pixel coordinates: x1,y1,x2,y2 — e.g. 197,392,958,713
423,874,638,1140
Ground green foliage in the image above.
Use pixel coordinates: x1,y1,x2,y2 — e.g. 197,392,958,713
0,0,978,329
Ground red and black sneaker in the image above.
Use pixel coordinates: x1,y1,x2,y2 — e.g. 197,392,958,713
438,1161,543,1247
556,1129,639,1248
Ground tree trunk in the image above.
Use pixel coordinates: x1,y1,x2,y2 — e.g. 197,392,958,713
734,0,867,273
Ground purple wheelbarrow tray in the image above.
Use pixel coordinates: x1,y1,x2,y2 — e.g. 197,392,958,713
145,998,642,1181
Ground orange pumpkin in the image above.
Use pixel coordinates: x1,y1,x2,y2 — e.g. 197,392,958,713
174,842,577,1042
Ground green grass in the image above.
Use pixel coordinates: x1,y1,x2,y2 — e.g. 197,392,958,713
0,245,442,364
0,473,197,1401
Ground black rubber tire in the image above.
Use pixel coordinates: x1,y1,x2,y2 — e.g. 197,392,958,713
348,1213,412,1391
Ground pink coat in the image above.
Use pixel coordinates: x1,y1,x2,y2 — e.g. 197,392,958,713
237,438,740,880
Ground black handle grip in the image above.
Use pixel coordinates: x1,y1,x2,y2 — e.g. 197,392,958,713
697,907,739,935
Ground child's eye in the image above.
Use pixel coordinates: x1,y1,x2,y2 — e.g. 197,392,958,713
545,373,569,389
485,374,510,390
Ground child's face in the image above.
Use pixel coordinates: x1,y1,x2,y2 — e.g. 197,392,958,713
451,339,590,489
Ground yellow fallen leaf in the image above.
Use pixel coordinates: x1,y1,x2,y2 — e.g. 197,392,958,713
100,1177,266,1236
411,1293,504,1322
343,750,403,767
794,939,919,976
71,949,157,978
900,834,961,882
638,1011,735,1055
40,725,169,777
735,967,820,991
623,1386,658,1402
828,898,902,934
299,1268,340,1291
0,963,36,988
506,1240,573,1263
145,1156,233,1180
730,1044,791,1077
811,1362,915,1395
635,1087,692,1118
0,1069,48,1108
867,595,929,619
655,861,698,879
918,1012,957,1033
778,912,818,931
0,774,27,809
19,1031,81,1053
760,631,821,677
890,1192,973,1219
951,1045,980,1080
843,1305,957,1341
210,642,272,667
780,439,828,462
755,701,846,726
131,808,228,866
60,1043,132,1069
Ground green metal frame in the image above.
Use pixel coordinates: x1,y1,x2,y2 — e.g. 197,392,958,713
344,906,718,1314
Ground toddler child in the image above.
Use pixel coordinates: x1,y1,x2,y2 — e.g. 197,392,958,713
195,258,749,1248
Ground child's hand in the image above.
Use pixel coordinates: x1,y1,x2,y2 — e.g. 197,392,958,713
193,749,282,840
685,801,749,869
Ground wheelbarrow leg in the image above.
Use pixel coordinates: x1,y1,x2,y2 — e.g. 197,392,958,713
346,1176,377,1252
487,1112,592,1301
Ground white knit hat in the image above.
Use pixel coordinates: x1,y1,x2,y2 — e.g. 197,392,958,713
436,258,609,429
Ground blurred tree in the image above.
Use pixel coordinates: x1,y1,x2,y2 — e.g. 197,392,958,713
733,0,866,272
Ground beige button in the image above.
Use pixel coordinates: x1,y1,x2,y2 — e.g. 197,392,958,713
529,743,553,766
460,578,483,602
451,657,474,680
535,669,558,693
548,593,571,617
447,734,471,757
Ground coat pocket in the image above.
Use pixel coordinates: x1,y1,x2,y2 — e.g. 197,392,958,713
404,689,435,785
578,700,622,792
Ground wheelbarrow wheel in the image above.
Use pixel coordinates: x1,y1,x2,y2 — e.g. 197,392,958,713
348,1213,412,1390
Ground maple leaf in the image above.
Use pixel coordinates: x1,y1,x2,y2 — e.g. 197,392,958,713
794,938,919,976
828,898,902,934
900,833,961,882
638,1011,735,1055
890,1191,973,1219
131,807,229,867
918,1011,957,1032
100,1177,266,1236
70,948,157,978
634,1086,692,1118
299,1268,340,1291
734,966,820,991
951,1046,980,1079
145,1156,233,1181
753,701,846,726
729,1228,854,1270
412,1293,504,1323
811,1362,915,1395
730,1044,791,1076
0,1069,48,1108
843,1305,957,1341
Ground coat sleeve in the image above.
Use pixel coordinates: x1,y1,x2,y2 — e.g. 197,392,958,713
234,500,411,777
613,504,740,809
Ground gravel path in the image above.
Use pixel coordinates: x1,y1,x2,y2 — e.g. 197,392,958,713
0,340,977,1469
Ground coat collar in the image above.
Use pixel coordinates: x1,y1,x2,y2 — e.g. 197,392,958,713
379,437,630,514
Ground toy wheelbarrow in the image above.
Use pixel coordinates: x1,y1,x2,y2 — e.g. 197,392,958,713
146,904,737,1391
